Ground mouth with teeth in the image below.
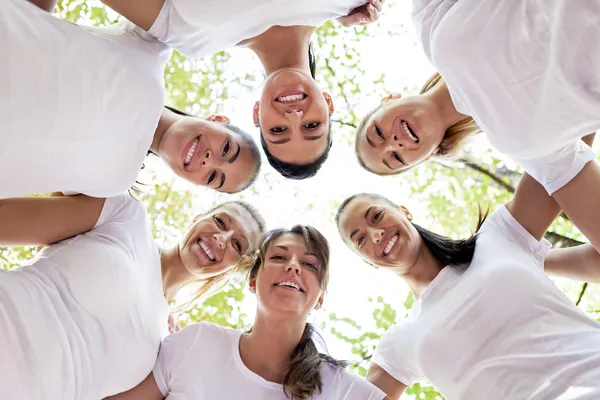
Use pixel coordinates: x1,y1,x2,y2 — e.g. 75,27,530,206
401,120,419,143
197,238,216,262
274,281,304,292
183,136,201,169
382,232,399,257
275,91,308,104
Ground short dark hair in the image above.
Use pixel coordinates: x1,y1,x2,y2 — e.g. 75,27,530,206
336,193,489,267
163,106,261,192
258,42,332,180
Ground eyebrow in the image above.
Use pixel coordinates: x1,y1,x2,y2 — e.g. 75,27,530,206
366,133,376,148
216,174,225,190
350,229,359,239
364,206,372,220
267,138,290,145
275,245,288,251
229,141,241,164
383,159,394,170
304,133,324,141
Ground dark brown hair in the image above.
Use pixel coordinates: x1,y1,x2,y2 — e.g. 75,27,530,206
248,225,347,399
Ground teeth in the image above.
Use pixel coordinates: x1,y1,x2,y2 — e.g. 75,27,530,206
277,94,305,102
276,281,300,291
185,138,199,165
198,239,215,261
383,234,398,256
402,121,418,143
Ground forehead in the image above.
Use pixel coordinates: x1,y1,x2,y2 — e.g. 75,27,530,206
215,204,261,245
338,197,391,232
269,233,307,251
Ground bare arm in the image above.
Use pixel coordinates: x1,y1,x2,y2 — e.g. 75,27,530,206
545,244,600,284
27,0,58,12
367,363,407,400
100,0,164,31
104,373,164,400
0,195,105,246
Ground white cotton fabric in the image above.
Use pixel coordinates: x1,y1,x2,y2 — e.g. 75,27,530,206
412,0,600,194
0,0,171,198
152,322,385,399
142,0,366,58
0,194,169,400
373,206,600,399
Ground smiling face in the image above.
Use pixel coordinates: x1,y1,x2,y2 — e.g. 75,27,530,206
250,233,326,320
179,203,263,280
356,94,445,174
255,68,334,165
337,195,422,272
158,117,258,193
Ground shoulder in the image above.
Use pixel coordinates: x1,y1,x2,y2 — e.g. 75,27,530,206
164,322,239,352
320,364,385,399
94,192,146,229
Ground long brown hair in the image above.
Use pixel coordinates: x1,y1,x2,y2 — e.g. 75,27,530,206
248,225,347,399
172,201,265,312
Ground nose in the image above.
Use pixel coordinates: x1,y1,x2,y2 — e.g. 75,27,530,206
201,150,214,166
213,231,233,250
367,227,385,244
284,109,304,121
285,255,301,275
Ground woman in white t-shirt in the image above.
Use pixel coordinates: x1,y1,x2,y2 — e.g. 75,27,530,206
96,0,383,180
106,225,385,400
335,164,600,399
0,193,265,399
354,1,600,258
1,0,261,199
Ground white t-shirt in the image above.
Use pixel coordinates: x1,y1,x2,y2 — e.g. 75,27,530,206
152,322,385,399
0,194,169,399
412,0,600,194
373,206,600,399
0,0,171,198
142,0,366,57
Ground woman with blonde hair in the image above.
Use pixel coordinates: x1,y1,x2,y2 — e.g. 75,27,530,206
0,193,265,399
106,225,385,400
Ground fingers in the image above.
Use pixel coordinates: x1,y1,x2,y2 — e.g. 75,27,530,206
369,0,383,13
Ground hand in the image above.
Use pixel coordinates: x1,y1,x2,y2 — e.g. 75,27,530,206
168,314,181,334
336,0,383,28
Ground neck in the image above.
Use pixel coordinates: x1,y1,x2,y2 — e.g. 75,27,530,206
426,80,467,132
243,25,315,77
397,242,445,299
150,108,178,155
160,245,196,302
239,312,307,383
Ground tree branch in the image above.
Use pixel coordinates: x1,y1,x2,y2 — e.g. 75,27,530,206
576,283,588,306
457,157,515,193
543,231,584,248
332,119,357,129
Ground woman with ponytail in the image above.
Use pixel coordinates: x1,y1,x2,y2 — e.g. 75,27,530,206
107,225,385,399
336,160,600,399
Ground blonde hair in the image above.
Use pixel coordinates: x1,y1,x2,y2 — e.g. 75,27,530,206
419,72,481,159
355,72,481,172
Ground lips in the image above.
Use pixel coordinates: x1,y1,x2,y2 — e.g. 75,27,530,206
275,90,307,104
182,136,201,170
194,238,216,263
392,117,419,144
380,230,400,258
274,279,304,292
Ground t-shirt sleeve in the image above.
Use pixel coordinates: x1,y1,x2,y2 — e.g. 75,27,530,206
515,140,596,195
372,323,423,387
152,323,204,396
336,370,386,400
479,206,552,268
93,193,144,229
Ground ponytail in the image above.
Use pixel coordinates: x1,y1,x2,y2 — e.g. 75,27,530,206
283,323,347,400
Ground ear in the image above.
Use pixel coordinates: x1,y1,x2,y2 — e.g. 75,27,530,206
381,93,402,103
249,275,257,294
189,214,202,227
322,92,335,115
315,293,325,310
253,101,260,127
400,205,413,221
205,114,230,124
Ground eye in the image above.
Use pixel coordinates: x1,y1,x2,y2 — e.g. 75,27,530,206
304,122,320,129
393,152,404,165
373,210,384,223
270,127,287,134
232,238,242,254
214,216,226,230
375,125,384,140
222,140,230,157
302,261,317,270
207,171,217,185
270,255,286,261
357,234,366,247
